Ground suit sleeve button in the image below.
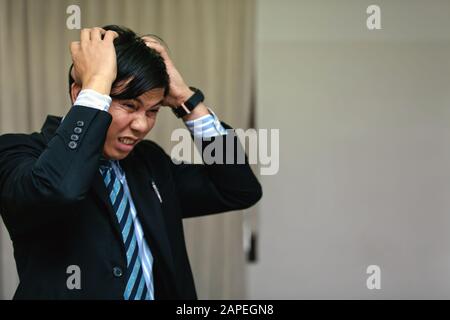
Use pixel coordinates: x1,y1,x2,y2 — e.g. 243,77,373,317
74,127,82,134
113,267,123,278
76,121,85,127
68,141,77,149
70,134,79,141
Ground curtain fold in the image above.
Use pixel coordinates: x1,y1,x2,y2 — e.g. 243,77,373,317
0,0,255,299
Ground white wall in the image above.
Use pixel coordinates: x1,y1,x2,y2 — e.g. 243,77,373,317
249,0,450,299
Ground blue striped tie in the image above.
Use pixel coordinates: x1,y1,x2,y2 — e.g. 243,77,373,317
100,161,150,300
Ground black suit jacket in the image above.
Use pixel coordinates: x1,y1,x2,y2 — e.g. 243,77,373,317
0,106,262,300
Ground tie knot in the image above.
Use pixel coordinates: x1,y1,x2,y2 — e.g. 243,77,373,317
99,159,113,172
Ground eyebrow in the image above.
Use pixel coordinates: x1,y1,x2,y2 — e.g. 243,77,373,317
133,97,164,110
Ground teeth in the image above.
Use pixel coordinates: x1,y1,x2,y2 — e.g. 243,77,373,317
119,138,135,145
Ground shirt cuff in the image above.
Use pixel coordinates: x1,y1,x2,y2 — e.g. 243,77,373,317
184,109,228,138
73,89,112,112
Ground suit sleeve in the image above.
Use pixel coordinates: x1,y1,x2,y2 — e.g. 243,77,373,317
169,123,263,219
0,106,112,211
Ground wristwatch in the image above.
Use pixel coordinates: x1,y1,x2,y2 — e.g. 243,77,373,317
172,87,204,118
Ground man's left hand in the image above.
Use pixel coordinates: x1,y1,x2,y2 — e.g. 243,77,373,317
142,36,194,109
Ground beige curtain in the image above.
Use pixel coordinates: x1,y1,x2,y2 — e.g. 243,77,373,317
0,0,256,299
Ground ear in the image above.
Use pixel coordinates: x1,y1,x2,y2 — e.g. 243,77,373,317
70,82,82,105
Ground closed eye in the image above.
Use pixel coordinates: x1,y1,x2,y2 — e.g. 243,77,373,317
120,103,136,111
147,108,160,116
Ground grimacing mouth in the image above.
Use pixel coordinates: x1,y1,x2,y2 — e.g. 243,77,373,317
118,136,139,145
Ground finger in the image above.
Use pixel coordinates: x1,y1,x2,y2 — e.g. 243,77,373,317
103,30,119,42
143,38,163,50
142,35,169,54
69,41,81,54
90,27,105,41
80,28,91,42
70,65,81,84
145,41,166,56
142,34,167,47
142,35,160,44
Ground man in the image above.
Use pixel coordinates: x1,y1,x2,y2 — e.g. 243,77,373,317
0,25,262,300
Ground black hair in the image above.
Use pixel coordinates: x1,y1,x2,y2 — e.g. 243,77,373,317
69,25,170,100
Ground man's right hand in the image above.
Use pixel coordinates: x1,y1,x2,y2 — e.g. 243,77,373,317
70,28,119,95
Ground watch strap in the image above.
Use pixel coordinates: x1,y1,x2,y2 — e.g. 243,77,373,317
172,87,204,118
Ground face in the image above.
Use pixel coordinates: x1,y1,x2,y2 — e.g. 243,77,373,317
103,87,165,160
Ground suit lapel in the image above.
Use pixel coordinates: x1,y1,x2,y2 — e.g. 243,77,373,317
120,153,177,282
91,171,124,243
91,154,177,290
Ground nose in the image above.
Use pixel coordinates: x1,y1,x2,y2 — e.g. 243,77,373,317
130,113,149,134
